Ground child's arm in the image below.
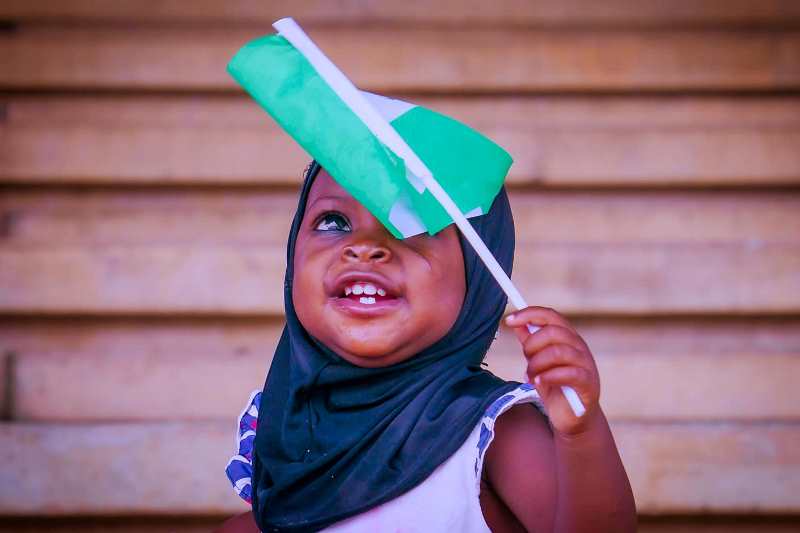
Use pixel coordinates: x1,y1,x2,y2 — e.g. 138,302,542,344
485,306,637,533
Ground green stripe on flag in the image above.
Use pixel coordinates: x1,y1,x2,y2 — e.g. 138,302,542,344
390,106,511,235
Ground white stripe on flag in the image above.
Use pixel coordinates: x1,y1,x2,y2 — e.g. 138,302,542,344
361,91,416,122
388,195,427,238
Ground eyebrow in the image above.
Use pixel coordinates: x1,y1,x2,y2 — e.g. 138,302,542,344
308,195,351,209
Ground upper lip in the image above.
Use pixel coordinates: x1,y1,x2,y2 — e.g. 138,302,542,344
328,270,402,298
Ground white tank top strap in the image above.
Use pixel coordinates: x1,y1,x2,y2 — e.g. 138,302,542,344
472,382,548,493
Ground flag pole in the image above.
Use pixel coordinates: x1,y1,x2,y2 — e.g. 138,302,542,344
274,17,586,418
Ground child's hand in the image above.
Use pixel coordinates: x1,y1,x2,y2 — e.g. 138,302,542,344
505,306,601,438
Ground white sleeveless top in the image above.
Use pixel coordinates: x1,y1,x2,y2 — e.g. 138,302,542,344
226,383,547,532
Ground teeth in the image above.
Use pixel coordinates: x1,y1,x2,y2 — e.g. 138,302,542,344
359,296,376,305
344,282,390,298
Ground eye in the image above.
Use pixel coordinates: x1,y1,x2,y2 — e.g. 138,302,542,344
313,211,351,232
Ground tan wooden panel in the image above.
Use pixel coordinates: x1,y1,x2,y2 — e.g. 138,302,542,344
0,420,798,514
2,26,799,92
0,246,283,314
616,422,800,514
2,242,798,314
0,421,249,515
2,0,799,26
486,328,800,421
5,318,281,421
639,518,800,533
3,95,800,186
3,318,799,422
0,517,225,533
3,188,799,246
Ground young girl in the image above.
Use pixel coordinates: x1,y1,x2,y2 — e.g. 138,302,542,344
219,161,636,532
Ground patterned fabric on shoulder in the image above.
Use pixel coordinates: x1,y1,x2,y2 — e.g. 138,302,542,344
225,389,261,504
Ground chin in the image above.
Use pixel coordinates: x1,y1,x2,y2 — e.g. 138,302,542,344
333,336,409,366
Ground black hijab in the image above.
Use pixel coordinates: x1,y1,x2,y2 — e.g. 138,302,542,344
252,160,519,532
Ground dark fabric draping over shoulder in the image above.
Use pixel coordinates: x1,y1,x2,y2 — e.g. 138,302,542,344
252,160,520,532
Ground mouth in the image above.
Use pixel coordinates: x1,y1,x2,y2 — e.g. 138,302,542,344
328,275,404,318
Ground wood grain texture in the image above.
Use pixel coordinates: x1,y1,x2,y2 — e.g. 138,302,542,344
615,422,800,514
0,420,797,515
2,188,798,315
1,0,799,26
3,188,799,245
0,421,249,515
3,243,798,315
1,2,799,523
2,26,799,92
2,318,798,421
3,95,800,186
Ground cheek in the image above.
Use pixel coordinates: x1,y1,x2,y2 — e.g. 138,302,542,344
411,249,466,324
291,241,326,326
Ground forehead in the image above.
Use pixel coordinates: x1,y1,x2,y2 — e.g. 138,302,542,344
306,168,353,205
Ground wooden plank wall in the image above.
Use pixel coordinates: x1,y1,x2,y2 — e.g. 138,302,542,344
1,1,799,530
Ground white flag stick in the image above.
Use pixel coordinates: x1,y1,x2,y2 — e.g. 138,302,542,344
274,17,586,418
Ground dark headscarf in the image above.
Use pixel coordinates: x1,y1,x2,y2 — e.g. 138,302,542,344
252,160,519,532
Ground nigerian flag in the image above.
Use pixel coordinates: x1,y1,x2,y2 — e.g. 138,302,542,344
227,25,512,239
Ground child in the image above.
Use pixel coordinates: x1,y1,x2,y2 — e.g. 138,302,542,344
219,161,637,532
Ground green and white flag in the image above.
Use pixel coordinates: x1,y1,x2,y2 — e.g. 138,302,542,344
227,30,512,239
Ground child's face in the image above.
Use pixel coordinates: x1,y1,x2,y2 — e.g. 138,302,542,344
292,169,466,368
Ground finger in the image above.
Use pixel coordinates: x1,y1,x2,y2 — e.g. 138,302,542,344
521,325,587,359
534,365,594,391
505,306,573,330
511,324,529,344
526,344,586,377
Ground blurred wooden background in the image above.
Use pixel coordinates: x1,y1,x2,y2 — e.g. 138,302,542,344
1,1,799,531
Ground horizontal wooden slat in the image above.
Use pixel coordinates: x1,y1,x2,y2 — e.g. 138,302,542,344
638,518,800,533
0,246,282,314
2,26,799,92
0,517,227,533
615,422,800,514
4,319,279,421
3,189,799,245
2,242,797,315
2,0,799,26
3,96,800,186
2,318,799,422
0,421,247,515
487,328,800,421
1,420,798,515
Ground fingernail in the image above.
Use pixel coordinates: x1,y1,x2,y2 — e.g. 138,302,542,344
534,375,541,386
505,314,515,324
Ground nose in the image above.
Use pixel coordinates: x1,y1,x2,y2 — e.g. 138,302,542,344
342,240,392,263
